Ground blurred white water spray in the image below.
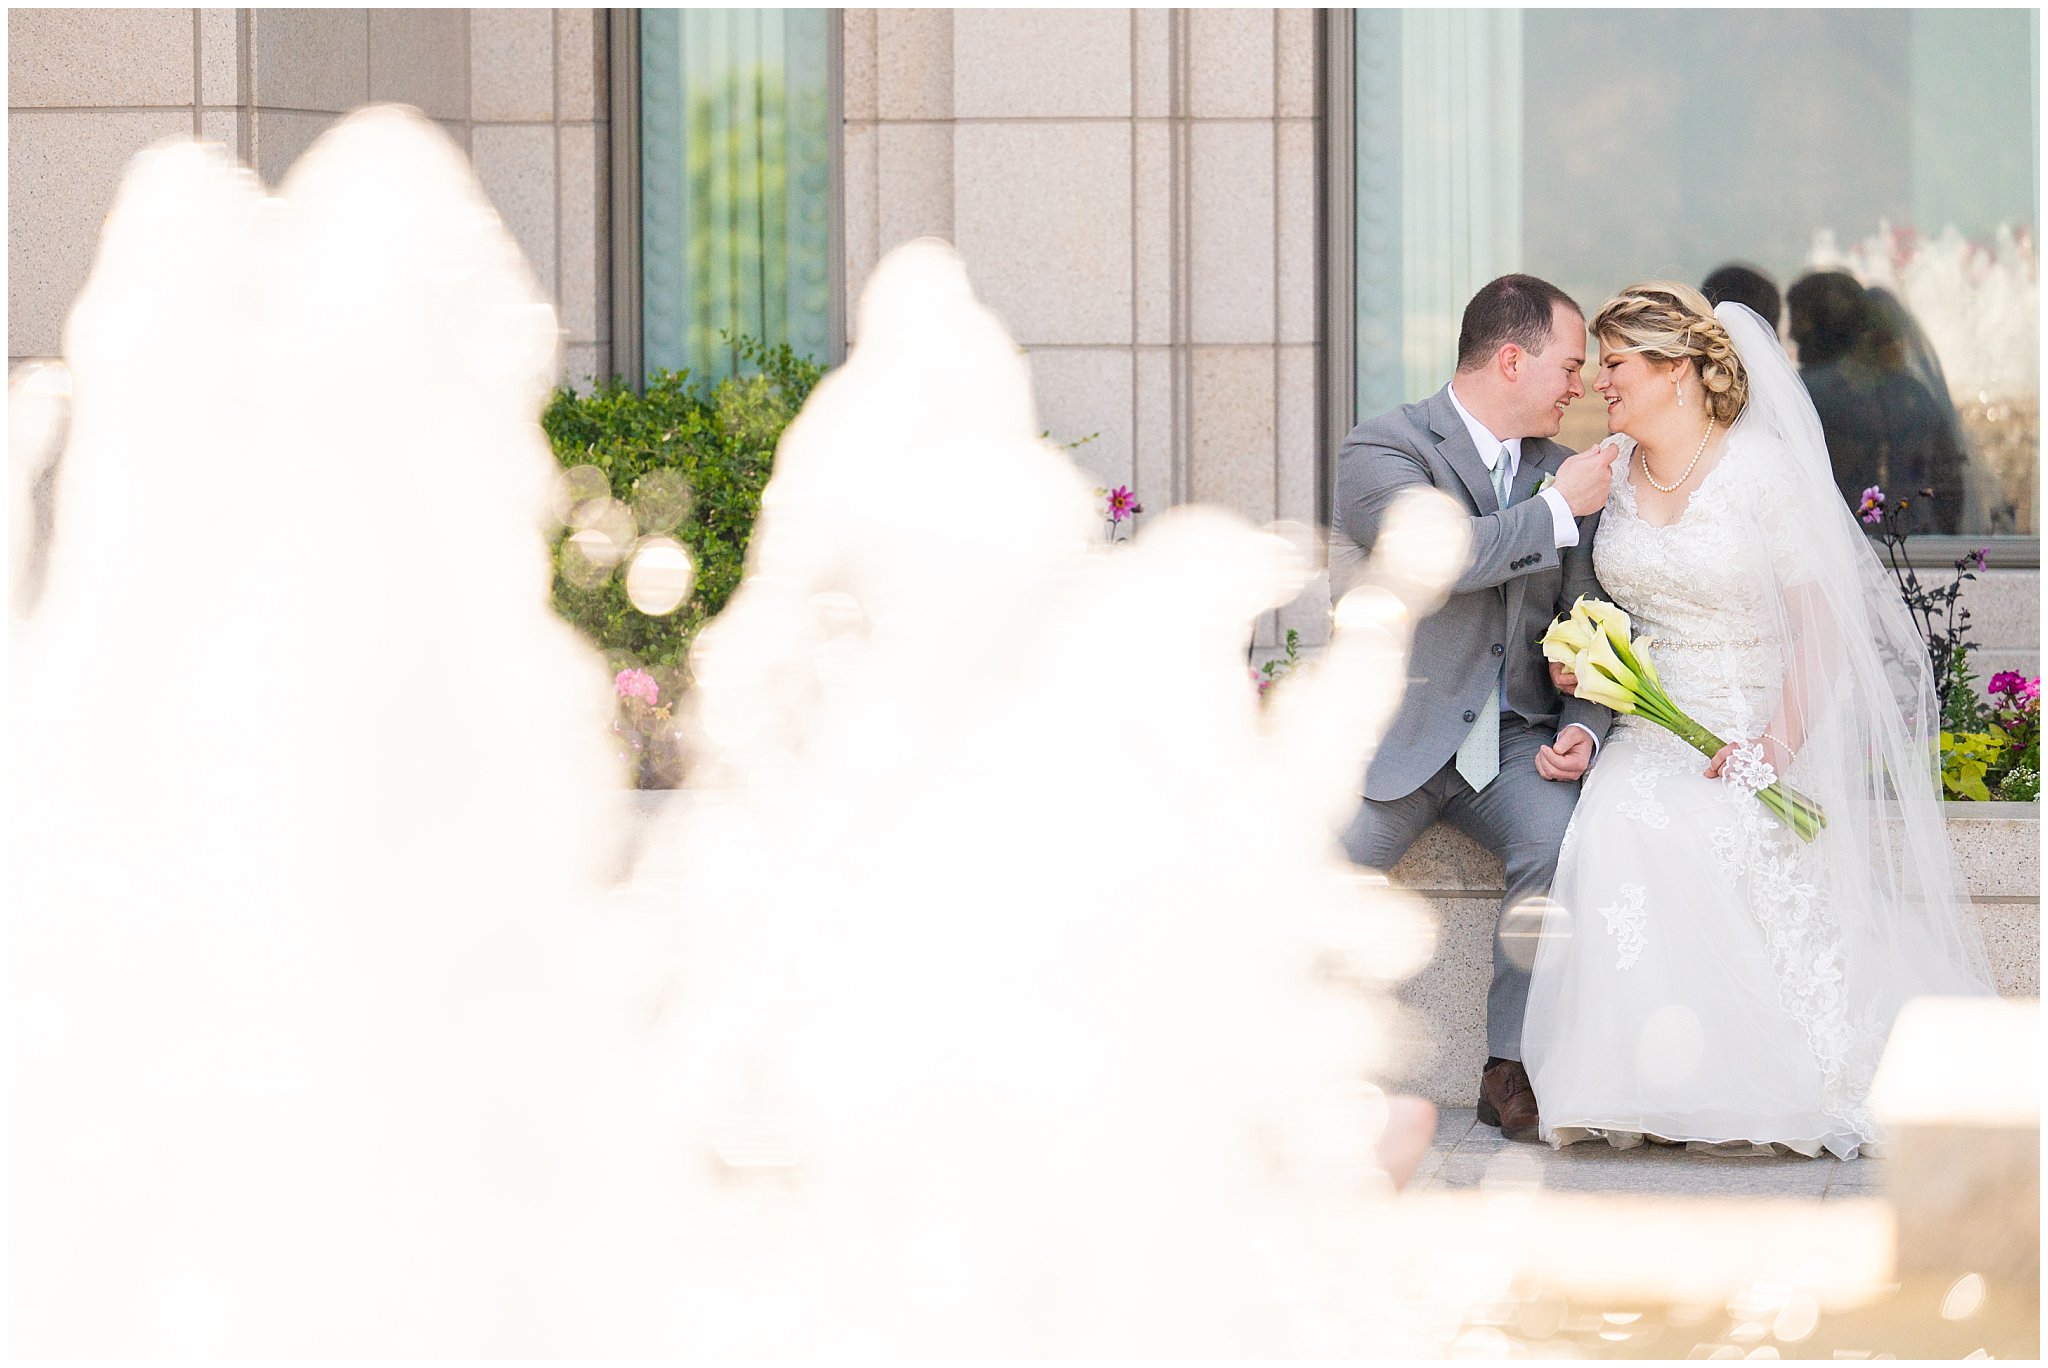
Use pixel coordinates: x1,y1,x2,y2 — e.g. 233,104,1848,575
9,110,1469,1355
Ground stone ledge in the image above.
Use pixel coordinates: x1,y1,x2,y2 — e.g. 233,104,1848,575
1387,806,2040,1105
1388,803,2039,899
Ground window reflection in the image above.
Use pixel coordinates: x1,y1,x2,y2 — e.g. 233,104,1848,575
1355,8,2039,542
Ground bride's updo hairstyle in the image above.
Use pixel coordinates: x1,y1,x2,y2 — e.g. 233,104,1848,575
1592,281,1749,425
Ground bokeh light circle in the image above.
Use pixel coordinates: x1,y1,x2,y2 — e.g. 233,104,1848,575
630,469,694,535
625,536,695,615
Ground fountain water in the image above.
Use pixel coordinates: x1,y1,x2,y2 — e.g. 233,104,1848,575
8,108,1471,1355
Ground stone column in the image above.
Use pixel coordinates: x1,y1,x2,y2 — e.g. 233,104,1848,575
845,7,1322,647
470,8,610,391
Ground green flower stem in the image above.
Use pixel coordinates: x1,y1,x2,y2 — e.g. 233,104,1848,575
1616,681,1828,843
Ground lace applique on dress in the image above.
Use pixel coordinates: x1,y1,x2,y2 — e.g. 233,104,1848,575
1709,821,1746,878
1699,734,1878,1136
1600,884,1648,969
1737,826,1877,1134
1616,729,1688,829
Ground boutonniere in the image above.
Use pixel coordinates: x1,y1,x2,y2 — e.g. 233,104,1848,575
1537,472,1557,495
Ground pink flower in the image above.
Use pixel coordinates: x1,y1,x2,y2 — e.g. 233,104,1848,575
1989,671,2027,699
1105,485,1143,524
614,667,659,705
1857,486,1885,525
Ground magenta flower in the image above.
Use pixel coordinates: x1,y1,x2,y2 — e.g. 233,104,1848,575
1106,485,1143,524
1972,547,1990,571
1990,672,2039,710
614,667,659,705
1857,486,1886,525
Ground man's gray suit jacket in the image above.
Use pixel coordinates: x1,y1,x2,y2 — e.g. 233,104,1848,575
1330,384,1612,802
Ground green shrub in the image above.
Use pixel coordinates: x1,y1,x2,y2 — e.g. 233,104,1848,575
541,335,822,679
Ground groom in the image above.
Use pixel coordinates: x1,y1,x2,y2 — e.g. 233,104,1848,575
1330,274,1615,1142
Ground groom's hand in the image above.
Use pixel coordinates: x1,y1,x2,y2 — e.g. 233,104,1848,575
1536,726,1595,782
1552,440,1622,517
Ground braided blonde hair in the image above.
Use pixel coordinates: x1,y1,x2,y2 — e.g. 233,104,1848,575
1591,281,1749,425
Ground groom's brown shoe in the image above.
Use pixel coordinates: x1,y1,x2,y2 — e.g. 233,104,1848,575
1476,1058,1542,1142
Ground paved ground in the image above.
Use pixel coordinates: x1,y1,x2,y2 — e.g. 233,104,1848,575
1411,1107,1887,1201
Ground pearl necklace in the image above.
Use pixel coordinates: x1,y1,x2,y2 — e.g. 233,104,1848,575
1639,417,1716,493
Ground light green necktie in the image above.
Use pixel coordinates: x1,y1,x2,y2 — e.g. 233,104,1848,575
1454,446,1514,791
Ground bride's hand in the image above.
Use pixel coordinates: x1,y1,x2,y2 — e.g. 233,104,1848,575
1704,736,1792,779
1548,661,1578,694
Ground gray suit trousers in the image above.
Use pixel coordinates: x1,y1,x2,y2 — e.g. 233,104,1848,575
1338,715,1581,1062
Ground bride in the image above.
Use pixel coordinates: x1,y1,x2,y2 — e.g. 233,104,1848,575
1520,281,1996,1159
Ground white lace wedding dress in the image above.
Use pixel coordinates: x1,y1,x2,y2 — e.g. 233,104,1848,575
1525,432,1889,1159
1522,303,1993,1160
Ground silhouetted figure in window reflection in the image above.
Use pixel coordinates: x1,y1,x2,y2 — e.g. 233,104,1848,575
1863,285,1990,532
1702,263,1782,334
1787,270,1964,534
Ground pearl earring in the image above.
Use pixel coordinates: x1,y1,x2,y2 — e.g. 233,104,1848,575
1674,376,1684,408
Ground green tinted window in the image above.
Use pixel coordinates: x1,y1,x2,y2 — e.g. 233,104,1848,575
641,8,831,384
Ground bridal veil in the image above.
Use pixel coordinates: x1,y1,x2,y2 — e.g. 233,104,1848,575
1715,300,1997,1006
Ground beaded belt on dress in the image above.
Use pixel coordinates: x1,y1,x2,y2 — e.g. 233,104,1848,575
1642,634,1763,651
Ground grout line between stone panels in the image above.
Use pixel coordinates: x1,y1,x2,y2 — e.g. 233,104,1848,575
1270,7,1282,539
237,8,251,164
870,5,882,333
1028,342,1238,353
842,115,1305,126
221,105,363,119
552,8,563,341
1129,5,1139,499
13,103,288,115
871,10,881,339
1409,1155,1451,1189
1179,7,1196,509
191,9,203,137
455,7,472,155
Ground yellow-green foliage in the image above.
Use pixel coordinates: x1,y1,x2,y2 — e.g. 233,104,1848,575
1939,730,2008,802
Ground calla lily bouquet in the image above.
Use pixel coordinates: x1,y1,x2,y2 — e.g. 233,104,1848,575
1541,597,1828,842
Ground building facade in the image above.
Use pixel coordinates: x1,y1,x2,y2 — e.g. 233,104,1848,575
8,8,2038,667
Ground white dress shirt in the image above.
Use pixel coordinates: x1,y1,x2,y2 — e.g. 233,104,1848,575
1445,383,1579,548
1446,382,1599,755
